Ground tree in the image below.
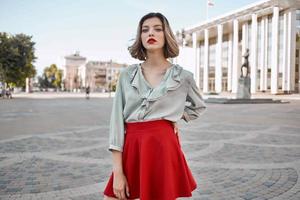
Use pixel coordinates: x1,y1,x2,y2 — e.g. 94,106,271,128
39,64,63,89
0,32,37,87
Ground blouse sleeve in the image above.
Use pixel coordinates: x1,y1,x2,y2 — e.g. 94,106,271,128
108,70,126,152
182,73,207,123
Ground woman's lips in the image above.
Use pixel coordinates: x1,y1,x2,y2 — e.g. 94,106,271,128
147,38,157,44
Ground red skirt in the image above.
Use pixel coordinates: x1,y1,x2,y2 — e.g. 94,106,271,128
103,119,197,200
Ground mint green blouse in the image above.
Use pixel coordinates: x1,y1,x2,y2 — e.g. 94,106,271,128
108,63,207,152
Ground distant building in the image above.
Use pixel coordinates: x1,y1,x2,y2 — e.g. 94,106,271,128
63,52,126,92
64,52,86,92
175,0,300,94
78,60,126,92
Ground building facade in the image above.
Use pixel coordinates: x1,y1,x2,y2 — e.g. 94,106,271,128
78,61,126,92
64,52,126,92
175,0,300,94
64,52,86,92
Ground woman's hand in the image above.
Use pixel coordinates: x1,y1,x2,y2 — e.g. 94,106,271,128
172,122,179,135
113,171,130,200
172,121,182,146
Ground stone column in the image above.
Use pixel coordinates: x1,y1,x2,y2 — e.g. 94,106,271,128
287,9,296,92
250,13,258,94
282,12,288,92
215,24,223,93
227,32,233,92
232,19,239,93
271,6,279,94
193,32,200,87
26,77,30,93
203,28,209,93
263,17,269,91
260,16,266,92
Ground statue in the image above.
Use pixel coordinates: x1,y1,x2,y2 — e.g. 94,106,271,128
237,48,251,99
240,48,249,78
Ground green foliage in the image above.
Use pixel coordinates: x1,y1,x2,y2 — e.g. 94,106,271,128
0,32,37,87
38,64,63,89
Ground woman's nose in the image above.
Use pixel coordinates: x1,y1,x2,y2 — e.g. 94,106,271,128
149,29,154,36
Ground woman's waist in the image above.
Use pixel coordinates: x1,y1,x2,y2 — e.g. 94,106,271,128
125,119,173,133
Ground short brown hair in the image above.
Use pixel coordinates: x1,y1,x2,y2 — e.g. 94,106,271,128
128,12,179,61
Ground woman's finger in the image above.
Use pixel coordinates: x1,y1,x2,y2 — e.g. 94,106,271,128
120,190,126,200
125,183,130,197
113,189,121,199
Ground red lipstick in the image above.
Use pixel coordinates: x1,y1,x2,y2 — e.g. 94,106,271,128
147,38,157,44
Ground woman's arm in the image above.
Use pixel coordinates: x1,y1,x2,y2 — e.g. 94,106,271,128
112,150,130,199
182,72,207,122
108,70,130,199
109,70,126,152
112,150,123,173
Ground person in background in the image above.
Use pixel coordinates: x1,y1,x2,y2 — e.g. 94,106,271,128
0,87,4,98
85,86,90,99
5,87,12,99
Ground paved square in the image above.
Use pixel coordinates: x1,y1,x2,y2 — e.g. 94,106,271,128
0,96,299,200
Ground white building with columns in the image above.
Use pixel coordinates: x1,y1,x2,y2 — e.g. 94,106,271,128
174,0,300,95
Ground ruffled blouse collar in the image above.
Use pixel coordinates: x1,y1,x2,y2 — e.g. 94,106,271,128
128,63,183,102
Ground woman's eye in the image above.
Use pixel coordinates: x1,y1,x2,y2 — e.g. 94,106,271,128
142,29,148,33
155,29,162,32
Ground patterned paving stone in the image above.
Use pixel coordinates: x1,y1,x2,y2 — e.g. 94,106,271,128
0,157,7,161
181,144,210,152
0,98,299,200
60,146,108,159
194,143,300,164
277,126,300,135
197,123,269,132
180,130,246,141
0,111,37,121
192,167,298,199
70,193,103,200
242,134,300,145
57,128,109,139
0,136,100,153
0,157,110,195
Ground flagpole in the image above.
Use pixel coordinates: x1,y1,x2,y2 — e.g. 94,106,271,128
206,0,215,20
206,0,208,20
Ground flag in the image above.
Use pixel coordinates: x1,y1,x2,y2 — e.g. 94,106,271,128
208,0,214,7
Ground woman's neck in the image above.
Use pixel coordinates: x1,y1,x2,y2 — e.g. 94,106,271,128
143,50,171,70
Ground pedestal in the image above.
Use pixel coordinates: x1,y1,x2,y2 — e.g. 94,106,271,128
237,76,251,99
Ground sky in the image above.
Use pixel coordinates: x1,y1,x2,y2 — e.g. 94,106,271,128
0,0,259,76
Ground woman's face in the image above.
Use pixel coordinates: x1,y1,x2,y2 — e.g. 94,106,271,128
141,17,165,52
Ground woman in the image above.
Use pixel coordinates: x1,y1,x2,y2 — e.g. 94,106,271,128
103,12,207,200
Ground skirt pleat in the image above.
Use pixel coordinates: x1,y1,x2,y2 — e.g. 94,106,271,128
103,119,197,200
